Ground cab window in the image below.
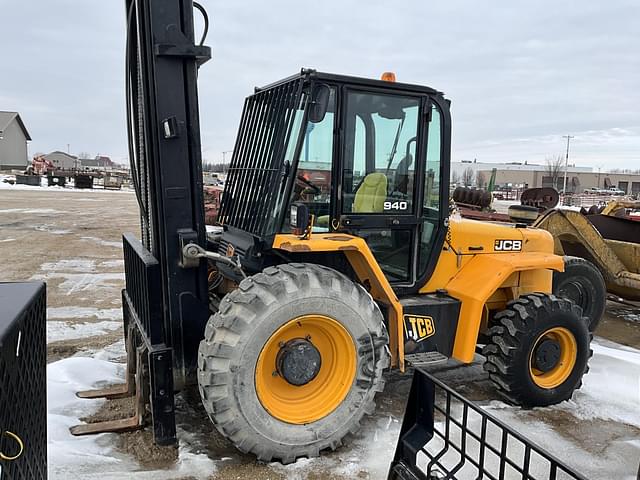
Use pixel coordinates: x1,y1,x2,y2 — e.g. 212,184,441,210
342,92,420,214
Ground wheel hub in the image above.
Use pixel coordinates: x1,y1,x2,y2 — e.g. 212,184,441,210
559,280,586,308
276,338,322,386
255,314,357,424
533,338,561,372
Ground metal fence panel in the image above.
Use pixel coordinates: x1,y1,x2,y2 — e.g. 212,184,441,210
0,282,47,480
388,369,586,480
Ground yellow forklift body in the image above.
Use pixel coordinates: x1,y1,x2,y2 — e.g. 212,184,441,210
274,217,564,368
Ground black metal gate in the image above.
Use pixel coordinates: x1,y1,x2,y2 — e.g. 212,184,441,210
0,282,47,480
388,369,587,480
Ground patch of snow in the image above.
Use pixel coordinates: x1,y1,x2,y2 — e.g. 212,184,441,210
270,414,401,479
48,357,217,479
551,340,640,427
48,358,125,478
99,259,125,268
48,306,122,321
31,271,124,295
47,320,122,343
81,236,123,249
91,339,127,361
0,178,135,194
0,208,61,214
41,259,97,272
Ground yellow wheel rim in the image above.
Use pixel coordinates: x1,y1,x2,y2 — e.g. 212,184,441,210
529,327,577,389
255,314,356,424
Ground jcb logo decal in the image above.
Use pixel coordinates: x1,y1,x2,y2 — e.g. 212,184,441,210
404,315,435,342
494,239,522,251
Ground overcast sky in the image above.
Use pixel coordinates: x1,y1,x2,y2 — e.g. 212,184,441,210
1,0,638,169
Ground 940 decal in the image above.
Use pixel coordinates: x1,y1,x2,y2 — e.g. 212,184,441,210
494,239,522,251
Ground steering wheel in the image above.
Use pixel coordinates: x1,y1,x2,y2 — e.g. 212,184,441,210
296,175,321,195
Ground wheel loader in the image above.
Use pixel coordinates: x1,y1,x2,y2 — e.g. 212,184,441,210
73,0,592,465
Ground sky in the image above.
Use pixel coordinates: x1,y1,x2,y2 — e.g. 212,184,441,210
1,0,639,170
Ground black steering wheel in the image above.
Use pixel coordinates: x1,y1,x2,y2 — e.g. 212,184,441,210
295,174,321,195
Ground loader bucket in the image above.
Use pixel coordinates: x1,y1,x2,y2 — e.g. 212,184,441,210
387,369,587,480
534,209,640,301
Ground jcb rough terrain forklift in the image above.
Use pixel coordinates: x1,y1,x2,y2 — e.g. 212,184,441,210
76,0,591,465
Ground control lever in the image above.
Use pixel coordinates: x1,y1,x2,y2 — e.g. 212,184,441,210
182,243,247,278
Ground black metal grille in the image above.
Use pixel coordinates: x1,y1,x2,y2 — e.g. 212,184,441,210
122,233,164,346
0,282,47,480
218,77,307,236
388,369,586,480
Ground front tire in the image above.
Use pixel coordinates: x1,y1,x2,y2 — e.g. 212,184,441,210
197,263,389,463
482,293,592,407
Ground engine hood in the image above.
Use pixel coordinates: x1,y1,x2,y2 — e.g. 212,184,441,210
447,216,555,255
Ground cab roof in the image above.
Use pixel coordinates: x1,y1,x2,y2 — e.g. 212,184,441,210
255,68,445,97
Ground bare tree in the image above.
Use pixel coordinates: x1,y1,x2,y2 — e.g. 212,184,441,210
462,167,474,186
78,152,91,160
476,171,487,189
545,155,564,189
451,170,460,185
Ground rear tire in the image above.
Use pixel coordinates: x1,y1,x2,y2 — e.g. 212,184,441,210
482,293,591,407
553,256,606,332
197,263,389,463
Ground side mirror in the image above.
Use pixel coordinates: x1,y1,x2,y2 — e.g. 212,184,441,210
308,84,330,124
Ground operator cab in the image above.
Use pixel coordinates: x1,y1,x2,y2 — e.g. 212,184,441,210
218,69,451,291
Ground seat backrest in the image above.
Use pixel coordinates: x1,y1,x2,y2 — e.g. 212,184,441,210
353,173,388,213
393,154,413,193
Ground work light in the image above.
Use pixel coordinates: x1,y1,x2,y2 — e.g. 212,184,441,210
290,203,310,233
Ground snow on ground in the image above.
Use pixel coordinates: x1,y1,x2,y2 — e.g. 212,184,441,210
99,259,125,268
47,305,123,343
47,320,122,343
482,338,640,480
81,236,124,249
0,208,62,214
45,335,640,479
48,356,217,480
556,340,640,427
0,175,135,194
32,271,124,296
270,414,401,479
48,306,122,321
41,259,97,272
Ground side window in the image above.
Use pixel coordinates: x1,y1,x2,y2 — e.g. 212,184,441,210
285,87,336,232
342,92,420,214
424,104,441,212
419,104,443,277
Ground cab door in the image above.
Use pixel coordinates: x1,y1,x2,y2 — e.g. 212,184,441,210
338,88,424,287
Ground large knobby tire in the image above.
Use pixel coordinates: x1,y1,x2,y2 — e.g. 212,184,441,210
553,256,606,332
482,293,592,407
197,263,389,463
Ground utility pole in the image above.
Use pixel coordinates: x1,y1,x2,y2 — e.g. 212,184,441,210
222,150,233,174
562,135,574,194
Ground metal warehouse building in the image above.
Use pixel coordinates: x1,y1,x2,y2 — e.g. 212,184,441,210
479,167,640,195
